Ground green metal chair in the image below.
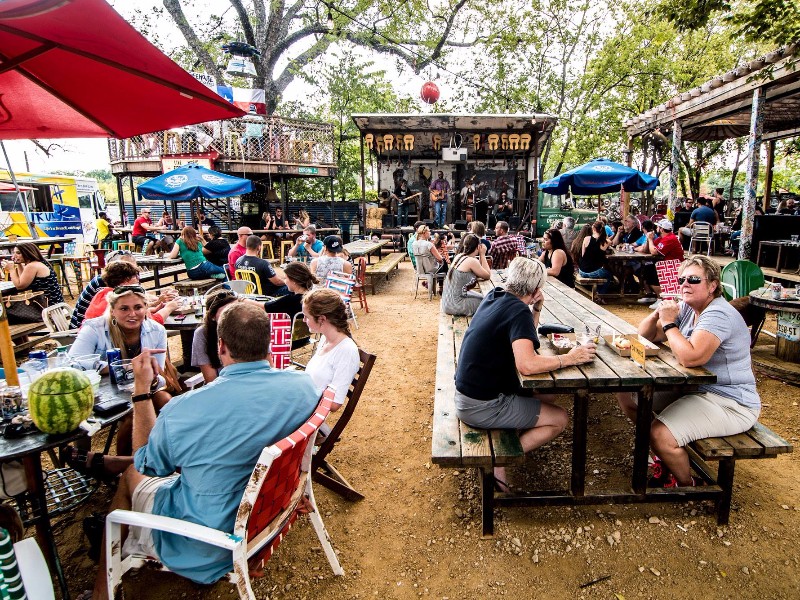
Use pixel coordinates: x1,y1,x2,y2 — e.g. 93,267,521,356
721,260,766,347
720,260,764,300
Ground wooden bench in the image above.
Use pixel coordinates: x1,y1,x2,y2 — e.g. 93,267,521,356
432,313,526,536
687,423,792,524
172,278,217,295
574,276,609,302
9,322,51,355
364,252,405,294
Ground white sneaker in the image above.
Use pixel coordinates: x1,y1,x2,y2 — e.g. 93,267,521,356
637,296,657,305
649,300,661,310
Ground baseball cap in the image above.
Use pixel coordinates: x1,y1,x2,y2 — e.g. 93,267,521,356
324,235,343,252
657,219,673,231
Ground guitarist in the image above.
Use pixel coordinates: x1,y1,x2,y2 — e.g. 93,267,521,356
391,180,418,227
429,170,451,228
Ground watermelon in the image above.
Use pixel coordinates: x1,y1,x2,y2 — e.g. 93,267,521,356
28,368,94,434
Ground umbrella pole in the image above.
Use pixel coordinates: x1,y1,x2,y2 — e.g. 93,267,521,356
0,142,38,239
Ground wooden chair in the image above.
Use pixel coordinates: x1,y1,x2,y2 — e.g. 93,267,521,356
266,312,291,370
312,349,376,501
105,388,343,600
235,269,262,295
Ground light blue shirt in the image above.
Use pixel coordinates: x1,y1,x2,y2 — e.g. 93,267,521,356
407,233,417,267
133,361,319,584
297,238,323,259
69,316,167,368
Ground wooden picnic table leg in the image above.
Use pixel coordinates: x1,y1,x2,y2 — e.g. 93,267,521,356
23,454,71,599
178,330,193,373
570,390,589,497
715,457,736,525
632,385,654,495
479,467,494,538
152,266,161,288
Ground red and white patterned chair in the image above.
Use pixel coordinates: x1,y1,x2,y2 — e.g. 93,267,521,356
267,312,292,370
656,259,682,299
325,271,358,329
105,387,343,600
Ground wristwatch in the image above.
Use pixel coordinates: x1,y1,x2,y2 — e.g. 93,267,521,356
131,392,155,403
662,322,679,334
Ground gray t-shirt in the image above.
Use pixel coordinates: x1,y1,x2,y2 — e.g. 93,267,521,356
676,297,759,409
191,325,211,368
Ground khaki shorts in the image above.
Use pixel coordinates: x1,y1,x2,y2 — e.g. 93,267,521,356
653,390,760,448
121,474,179,560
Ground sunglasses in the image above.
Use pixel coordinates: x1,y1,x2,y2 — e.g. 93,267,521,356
677,275,706,285
113,285,146,294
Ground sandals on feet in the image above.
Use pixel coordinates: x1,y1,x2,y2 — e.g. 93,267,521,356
64,445,112,482
493,476,515,494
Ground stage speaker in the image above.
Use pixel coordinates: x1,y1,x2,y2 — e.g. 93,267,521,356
454,220,468,231
509,216,521,230
423,219,435,228
382,214,396,228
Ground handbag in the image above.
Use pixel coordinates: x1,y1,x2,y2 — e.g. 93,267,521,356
4,291,48,324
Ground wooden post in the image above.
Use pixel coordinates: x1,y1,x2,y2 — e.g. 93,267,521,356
740,87,764,261
667,121,682,220
0,300,19,386
763,140,775,212
621,137,633,216
360,133,366,236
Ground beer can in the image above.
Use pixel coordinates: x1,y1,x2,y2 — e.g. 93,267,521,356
106,348,122,384
771,282,782,300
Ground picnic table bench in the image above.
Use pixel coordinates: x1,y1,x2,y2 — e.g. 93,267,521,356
432,272,792,536
10,322,50,354
364,252,405,294
138,264,187,288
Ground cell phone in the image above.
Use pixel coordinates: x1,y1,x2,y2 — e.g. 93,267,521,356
93,398,131,416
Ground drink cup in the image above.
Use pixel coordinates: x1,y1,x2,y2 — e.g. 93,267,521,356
771,282,782,300
575,333,593,347
110,359,135,392
71,354,102,372
584,320,603,344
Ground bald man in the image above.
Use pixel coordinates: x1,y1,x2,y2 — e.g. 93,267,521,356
228,226,253,276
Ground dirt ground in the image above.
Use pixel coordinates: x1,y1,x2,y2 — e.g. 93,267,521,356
50,261,800,599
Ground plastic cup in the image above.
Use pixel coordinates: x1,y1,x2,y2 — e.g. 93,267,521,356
584,321,603,344
71,354,102,372
110,359,135,392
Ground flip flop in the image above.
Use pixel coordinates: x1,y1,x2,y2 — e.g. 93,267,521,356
493,476,515,494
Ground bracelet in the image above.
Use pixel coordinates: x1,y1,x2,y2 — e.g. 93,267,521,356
131,392,154,403
557,356,563,369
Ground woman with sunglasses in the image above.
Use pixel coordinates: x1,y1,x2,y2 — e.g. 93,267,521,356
616,256,760,488
82,262,180,324
168,226,226,281
1,242,63,306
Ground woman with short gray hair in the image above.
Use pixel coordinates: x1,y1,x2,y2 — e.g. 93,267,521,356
454,256,595,491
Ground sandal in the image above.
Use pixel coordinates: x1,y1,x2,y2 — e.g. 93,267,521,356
493,476,515,494
64,445,112,482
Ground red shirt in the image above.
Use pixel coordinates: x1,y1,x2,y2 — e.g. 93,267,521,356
228,242,246,275
132,215,151,237
655,233,684,261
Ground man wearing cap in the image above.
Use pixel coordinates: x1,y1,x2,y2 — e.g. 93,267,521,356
288,225,323,261
310,235,353,280
235,235,288,296
637,219,684,306
228,226,253,277
131,207,165,255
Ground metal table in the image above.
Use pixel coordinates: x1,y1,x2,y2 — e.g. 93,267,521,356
0,376,132,600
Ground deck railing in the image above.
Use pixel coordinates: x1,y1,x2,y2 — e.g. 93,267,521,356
108,116,336,166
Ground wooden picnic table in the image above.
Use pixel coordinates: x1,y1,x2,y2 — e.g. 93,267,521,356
0,236,72,258
434,271,721,535
344,239,389,264
132,255,183,288
603,248,662,301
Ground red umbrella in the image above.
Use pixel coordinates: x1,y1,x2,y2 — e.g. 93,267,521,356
0,0,245,139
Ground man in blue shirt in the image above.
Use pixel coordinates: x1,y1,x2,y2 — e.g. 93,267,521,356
287,224,324,261
89,303,319,598
679,197,718,245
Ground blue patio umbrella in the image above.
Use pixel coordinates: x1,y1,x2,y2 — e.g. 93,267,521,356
540,158,659,196
137,164,253,201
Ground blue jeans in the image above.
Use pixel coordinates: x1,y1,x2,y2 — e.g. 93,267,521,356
434,201,447,227
189,260,226,280
579,267,614,294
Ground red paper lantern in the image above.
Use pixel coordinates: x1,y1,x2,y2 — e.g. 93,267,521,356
420,81,440,104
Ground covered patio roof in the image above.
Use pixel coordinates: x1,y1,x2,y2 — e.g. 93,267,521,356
624,46,800,142
351,113,557,159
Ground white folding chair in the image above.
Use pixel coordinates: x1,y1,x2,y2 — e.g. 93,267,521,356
688,221,714,256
